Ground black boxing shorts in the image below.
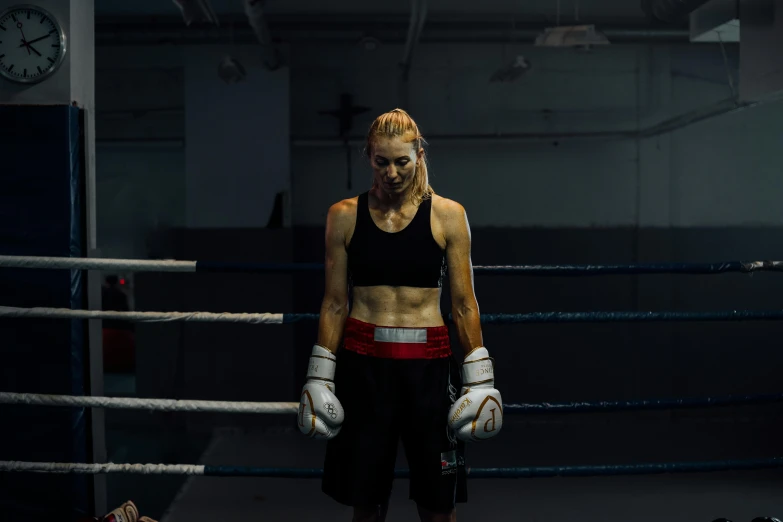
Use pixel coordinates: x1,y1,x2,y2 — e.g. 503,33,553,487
321,317,468,512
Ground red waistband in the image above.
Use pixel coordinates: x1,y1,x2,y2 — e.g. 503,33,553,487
343,317,451,359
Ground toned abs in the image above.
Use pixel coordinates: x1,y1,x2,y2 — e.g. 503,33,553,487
346,190,448,328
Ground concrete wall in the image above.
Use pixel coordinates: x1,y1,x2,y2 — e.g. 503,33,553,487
96,41,783,238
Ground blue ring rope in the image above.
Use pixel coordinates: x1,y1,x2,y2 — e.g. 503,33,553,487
204,457,783,478
196,260,783,276
503,392,783,414
282,310,783,324
476,311,783,323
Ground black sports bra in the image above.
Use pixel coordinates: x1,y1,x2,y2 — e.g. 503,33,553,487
347,191,446,288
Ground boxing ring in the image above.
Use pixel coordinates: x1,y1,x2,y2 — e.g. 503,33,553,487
1,254,783,521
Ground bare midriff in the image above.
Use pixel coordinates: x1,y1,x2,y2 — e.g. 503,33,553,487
350,286,444,327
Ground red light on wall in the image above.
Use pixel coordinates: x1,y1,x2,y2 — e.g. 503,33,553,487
120,278,126,285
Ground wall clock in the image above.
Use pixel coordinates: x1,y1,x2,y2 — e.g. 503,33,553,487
0,4,66,84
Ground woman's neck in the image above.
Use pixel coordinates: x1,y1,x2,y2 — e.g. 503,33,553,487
371,185,411,211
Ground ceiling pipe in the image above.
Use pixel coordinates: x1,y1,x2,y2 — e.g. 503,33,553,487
291,97,761,147
97,98,753,149
95,20,693,45
95,97,768,147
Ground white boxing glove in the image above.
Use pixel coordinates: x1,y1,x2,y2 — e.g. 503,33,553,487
298,344,344,440
447,347,503,442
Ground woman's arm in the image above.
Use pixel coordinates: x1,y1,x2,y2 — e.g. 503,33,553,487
443,200,483,352
317,200,353,353
441,199,503,443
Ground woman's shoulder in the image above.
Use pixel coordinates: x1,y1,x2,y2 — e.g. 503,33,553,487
431,194,466,218
330,195,359,212
327,196,360,225
429,194,469,246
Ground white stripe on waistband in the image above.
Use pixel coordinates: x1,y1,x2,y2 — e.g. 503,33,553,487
374,327,427,343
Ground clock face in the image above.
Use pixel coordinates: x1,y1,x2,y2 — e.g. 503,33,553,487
0,5,66,84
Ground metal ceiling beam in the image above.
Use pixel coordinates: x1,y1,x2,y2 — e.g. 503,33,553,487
95,16,693,45
292,97,761,146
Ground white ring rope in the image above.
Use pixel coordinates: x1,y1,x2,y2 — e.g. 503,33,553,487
0,306,284,324
0,255,196,272
0,392,298,414
0,461,205,475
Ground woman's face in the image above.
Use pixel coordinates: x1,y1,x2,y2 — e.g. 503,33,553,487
370,136,421,198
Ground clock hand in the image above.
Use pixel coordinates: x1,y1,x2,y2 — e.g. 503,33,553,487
17,24,30,56
18,38,40,57
19,34,50,46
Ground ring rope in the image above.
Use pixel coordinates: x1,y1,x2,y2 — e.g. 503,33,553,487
1,461,204,475
3,391,781,415
0,392,298,414
477,310,783,324
476,260,783,275
2,255,783,276
0,255,197,272
3,457,783,477
5,306,783,324
504,392,783,413
0,306,285,324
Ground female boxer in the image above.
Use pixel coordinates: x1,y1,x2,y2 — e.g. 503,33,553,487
299,109,502,522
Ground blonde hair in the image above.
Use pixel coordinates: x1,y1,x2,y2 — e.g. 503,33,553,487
365,108,433,206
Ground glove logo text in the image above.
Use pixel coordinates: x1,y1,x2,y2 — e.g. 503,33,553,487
483,407,498,433
474,366,493,378
450,397,472,424
473,395,503,439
